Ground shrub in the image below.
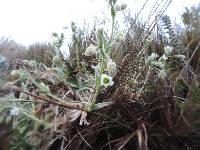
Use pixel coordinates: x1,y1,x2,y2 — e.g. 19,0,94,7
24,42,54,66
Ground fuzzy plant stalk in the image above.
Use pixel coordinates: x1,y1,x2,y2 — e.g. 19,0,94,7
52,33,65,67
86,0,125,111
89,29,105,111
109,1,116,44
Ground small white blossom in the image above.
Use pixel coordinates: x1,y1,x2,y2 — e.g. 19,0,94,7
79,111,90,125
115,33,125,42
154,61,165,69
164,46,173,55
174,55,186,61
84,44,97,56
150,53,159,58
159,54,168,62
10,107,20,116
146,53,158,65
101,74,114,87
158,70,167,80
107,59,117,76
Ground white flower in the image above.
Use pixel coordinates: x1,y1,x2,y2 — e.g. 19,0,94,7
107,59,117,76
115,33,125,42
101,74,114,87
145,53,158,65
159,54,168,62
174,55,186,61
154,61,165,69
158,70,167,80
150,53,159,58
10,107,20,116
84,44,97,56
79,111,90,125
164,46,173,55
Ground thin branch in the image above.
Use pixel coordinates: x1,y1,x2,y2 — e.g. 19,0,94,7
14,88,85,111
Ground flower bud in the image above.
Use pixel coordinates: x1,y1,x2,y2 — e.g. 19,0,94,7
159,54,168,62
154,61,165,70
92,64,101,80
53,55,63,66
10,70,23,79
37,82,51,95
145,53,158,65
52,32,58,37
158,70,167,80
164,46,173,55
121,3,127,10
84,44,97,56
107,60,117,76
96,27,104,46
115,33,125,42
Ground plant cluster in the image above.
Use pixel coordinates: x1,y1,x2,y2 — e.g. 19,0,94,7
0,1,200,150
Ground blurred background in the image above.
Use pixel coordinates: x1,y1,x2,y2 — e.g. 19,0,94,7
0,0,199,46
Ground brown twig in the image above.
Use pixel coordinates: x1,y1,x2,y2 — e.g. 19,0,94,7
14,88,85,111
